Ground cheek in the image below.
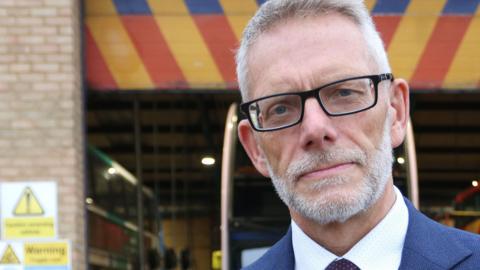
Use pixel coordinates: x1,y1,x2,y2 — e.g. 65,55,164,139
365,122,385,149
259,133,297,173
342,111,387,151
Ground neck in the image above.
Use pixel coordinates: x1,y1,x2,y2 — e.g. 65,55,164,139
291,181,396,256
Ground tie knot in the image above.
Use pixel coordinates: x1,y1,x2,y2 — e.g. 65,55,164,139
325,258,360,270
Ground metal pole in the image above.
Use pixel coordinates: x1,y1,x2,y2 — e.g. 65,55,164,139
405,118,419,209
170,99,177,250
153,101,166,259
134,96,145,269
221,103,238,270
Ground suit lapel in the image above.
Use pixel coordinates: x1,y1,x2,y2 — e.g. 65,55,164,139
399,199,472,270
243,228,294,270
268,199,473,270
270,228,295,270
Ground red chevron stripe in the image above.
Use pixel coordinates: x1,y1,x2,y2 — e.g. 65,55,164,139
411,16,472,89
373,15,402,49
193,15,238,88
85,26,117,90
121,15,187,89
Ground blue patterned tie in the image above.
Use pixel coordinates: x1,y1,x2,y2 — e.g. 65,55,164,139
325,258,360,270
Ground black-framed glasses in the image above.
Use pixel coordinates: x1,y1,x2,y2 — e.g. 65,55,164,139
240,73,394,132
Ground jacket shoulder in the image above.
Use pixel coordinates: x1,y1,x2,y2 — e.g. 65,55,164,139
242,229,294,270
401,198,480,269
441,223,480,267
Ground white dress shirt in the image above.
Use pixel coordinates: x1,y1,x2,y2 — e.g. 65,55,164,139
292,187,409,270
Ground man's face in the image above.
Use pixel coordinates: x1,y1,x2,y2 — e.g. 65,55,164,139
239,14,405,224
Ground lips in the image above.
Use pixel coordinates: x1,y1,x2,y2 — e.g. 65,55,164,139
283,148,367,183
299,162,355,181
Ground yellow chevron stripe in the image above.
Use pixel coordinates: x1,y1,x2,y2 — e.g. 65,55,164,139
147,0,189,15
149,1,224,87
443,8,480,89
364,0,377,12
85,0,117,16
219,0,258,40
87,17,154,89
387,0,446,81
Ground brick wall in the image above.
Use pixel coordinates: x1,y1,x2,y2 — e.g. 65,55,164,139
0,0,85,268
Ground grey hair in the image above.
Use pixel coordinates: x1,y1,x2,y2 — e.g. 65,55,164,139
235,0,391,101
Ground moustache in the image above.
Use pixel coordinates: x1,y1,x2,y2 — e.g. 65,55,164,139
284,147,368,181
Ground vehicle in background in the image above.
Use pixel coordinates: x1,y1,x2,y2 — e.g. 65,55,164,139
451,185,480,234
87,146,163,270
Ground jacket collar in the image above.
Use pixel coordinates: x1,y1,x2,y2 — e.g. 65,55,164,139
399,198,472,270
260,198,473,270
269,227,295,270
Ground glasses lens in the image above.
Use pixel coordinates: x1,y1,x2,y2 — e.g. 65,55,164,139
248,94,302,130
318,77,375,115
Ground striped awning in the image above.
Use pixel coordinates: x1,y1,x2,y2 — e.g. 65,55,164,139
85,0,480,91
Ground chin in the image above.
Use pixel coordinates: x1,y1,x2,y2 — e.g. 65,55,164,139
281,175,384,225
293,191,370,224
297,174,361,198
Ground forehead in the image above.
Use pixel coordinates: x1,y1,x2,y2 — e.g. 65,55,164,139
247,14,373,99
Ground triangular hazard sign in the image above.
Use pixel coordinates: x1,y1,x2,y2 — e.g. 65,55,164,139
13,187,44,216
0,244,20,264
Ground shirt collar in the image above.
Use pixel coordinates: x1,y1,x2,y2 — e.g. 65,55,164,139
292,186,409,270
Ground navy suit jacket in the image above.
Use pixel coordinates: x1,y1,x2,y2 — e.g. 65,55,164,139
243,198,480,270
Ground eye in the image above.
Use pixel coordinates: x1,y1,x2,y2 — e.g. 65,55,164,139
337,89,354,97
260,95,300,121
272,105,287,115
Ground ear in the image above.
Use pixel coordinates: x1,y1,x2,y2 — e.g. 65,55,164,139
238,119,270,177
389,78,410,148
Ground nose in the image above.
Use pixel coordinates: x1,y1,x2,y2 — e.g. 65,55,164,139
299,98,338,149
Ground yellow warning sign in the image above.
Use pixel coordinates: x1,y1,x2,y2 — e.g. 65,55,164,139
24,242,69,266
4,217,55,239
1,182,58,240
13,187,44,216
0,244,20,264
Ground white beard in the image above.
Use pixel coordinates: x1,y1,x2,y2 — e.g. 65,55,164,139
266,116,393,225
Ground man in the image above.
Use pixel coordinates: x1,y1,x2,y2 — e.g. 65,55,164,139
235,0,480,269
